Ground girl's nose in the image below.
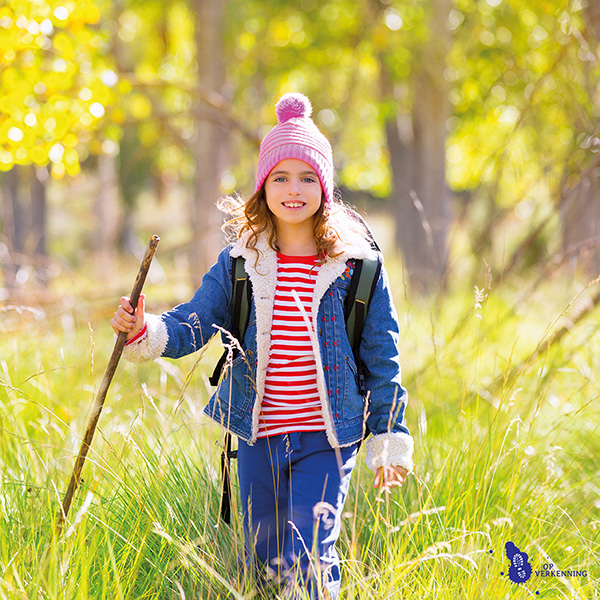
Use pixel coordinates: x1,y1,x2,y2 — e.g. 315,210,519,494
288,179,301,195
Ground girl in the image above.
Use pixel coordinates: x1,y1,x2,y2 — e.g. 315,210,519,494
111,93,413,599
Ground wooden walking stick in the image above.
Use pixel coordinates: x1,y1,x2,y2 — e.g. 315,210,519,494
56,234,160,533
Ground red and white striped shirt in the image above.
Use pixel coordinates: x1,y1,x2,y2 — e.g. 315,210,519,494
257,253,326,438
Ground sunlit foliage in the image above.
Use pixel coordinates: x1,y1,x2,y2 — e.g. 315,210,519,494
0,0,121,178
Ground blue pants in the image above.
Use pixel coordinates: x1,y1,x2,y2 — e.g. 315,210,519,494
237,431,358,599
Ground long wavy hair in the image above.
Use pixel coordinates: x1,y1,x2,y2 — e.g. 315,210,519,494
217,184,367,264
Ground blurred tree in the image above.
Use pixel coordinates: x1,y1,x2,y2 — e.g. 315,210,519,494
95,153,121,278
102,0,241,282
561,0,600,276
0,165,49,292
0,0,120,287
375,0,452,291
189,0,227,283
30,165,48,285
444,0,600,281
0,168,21,290
3,0,600,294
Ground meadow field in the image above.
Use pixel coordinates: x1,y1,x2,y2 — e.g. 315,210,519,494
2,0,599,597
1,252,599,599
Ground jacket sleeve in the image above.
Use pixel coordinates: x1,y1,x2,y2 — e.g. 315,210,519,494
122,245,233,363
360,260,414,473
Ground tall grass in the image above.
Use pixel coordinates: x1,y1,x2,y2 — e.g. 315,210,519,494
1,267,599,599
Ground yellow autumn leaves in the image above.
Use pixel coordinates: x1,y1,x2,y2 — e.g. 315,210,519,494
0,1,113,178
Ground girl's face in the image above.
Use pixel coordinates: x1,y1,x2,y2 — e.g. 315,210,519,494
264,159,323,230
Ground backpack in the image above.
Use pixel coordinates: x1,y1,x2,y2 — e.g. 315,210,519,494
213,221,382,523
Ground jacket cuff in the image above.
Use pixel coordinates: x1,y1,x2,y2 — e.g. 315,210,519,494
365,432,414,472
122,313,168,363
125,323,147,346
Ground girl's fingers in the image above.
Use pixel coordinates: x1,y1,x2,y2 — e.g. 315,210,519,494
111,295,145,336
380,468,393,492
373,468,382,488
120,306,135,323
120,296,134,314
116,307,135,327
374,465,408,491
110,315,129,333
119,295,144,323
111,309,135,332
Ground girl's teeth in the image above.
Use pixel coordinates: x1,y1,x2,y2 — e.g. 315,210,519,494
285,203,303,207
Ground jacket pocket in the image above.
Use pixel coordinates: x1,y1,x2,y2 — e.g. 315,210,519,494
217,350,254,414
342,354,365,421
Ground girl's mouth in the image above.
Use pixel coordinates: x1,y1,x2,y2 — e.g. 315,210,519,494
283,202,305,208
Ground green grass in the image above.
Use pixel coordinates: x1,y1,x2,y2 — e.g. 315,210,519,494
1,268,599,599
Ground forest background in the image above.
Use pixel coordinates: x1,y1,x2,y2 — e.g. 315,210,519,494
1,0,599,599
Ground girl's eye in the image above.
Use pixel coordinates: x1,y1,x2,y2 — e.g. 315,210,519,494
303,177,316,183
274,176,286,182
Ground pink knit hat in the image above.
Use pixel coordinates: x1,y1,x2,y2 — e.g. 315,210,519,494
255,93,334,205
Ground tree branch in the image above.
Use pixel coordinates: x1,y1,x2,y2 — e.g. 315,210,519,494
119,74,261,146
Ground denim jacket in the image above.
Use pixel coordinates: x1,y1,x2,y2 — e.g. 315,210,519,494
123,228,413,472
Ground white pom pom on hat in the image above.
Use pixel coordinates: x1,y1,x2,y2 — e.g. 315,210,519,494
255,92,334,206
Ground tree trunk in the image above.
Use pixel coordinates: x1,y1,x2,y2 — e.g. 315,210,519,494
112,0,152,254
190,0,227,286
585,0,600,42
561,1,600,276
31,166,49,287
1,167,23,290
380,67,419,259
561,163,600,275
95,154,121,281
382,0,451,293
412,60,450,279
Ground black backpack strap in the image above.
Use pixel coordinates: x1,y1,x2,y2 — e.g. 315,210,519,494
231,256,252,342
209,256,252,386
212,256,250,524
344,254,382,395
220,431,238,523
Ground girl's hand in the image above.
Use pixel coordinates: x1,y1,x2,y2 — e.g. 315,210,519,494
373,465,408,492
110,294,145,341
